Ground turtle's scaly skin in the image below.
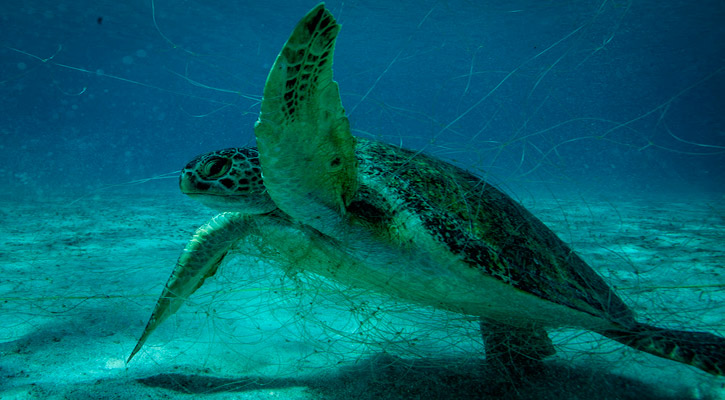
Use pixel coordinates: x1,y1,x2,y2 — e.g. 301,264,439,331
128,4,725,376
170,138,725,376
127,212,248,362
254,3,357,228
179,147,275,214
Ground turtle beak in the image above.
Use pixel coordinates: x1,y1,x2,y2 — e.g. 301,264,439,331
179,171,192,193
179,169,202,194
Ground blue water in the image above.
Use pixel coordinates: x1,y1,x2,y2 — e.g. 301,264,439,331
1,0,723,198
1,1,724,399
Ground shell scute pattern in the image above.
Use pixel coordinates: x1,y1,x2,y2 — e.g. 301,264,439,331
129,4,725,376
354,139,633,324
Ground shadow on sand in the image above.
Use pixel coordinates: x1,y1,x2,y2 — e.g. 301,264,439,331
136,353,697,400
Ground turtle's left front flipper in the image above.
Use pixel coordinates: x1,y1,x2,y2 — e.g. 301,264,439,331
127,212,249,363
254,4,358,232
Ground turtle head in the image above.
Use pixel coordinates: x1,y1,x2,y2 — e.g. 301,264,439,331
179,147,277,214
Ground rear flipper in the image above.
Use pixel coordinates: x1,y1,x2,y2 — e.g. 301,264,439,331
600,323,725,376
480,320,555,381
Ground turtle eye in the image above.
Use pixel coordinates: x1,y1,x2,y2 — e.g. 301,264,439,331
201,157,231,179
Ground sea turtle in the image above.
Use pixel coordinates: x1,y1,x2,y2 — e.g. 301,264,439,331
128,3,724,378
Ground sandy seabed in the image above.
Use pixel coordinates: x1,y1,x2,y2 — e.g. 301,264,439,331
1,189,723,399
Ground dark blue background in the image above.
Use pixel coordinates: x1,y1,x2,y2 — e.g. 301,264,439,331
2,0,723,199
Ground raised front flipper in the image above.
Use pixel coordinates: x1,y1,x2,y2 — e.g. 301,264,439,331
127,212,249,363
254,4,358,232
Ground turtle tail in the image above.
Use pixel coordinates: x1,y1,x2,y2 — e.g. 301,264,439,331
600,323,724,375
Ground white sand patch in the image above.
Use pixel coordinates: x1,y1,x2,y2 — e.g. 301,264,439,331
1,191,722,399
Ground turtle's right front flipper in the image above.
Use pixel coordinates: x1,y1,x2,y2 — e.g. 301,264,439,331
127,212,249,363
254,4,358,232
